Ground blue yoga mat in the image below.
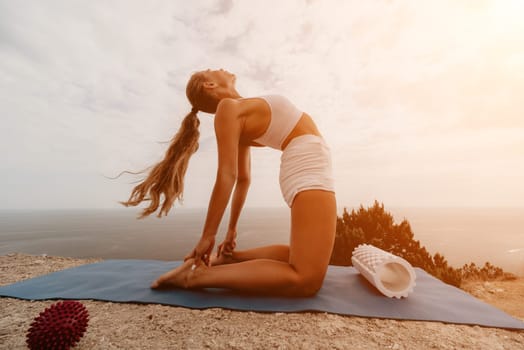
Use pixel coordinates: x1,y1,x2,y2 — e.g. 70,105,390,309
0,260,523,330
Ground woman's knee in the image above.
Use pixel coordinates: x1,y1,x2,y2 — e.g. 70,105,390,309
292,271,326,297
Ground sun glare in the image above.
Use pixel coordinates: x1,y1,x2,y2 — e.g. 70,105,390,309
489,0,524,33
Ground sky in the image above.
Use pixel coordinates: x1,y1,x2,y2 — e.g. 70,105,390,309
1,0,523,211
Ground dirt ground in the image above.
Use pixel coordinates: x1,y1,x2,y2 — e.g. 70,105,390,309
1,253,523,349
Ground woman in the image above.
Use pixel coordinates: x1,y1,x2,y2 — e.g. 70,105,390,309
122,69,336,297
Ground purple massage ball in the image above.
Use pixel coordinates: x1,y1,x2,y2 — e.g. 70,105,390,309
26,300,89,350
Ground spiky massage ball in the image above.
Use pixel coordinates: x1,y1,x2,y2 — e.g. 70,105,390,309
26,300,89,350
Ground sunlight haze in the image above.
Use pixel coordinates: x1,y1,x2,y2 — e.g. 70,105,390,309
1,0,523,210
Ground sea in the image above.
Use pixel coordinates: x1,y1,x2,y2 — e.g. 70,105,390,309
0,207,523,276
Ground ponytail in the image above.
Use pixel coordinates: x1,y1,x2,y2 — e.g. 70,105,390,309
121,109,200,218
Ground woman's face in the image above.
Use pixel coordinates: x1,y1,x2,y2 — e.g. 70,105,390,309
202,68,236,88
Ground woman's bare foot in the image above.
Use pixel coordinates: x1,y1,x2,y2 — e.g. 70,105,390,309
211,252,237,266
151,259,201,289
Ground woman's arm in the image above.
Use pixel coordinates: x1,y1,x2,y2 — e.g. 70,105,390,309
217,144,251,256
228,144,251,231
185,99,243,265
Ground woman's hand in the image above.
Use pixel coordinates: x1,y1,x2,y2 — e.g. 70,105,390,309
217,229,237,257
184,235,215,266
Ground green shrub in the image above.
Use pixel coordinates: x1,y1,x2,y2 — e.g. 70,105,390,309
330,201,513,287
460,262,516,281
330,201,463,286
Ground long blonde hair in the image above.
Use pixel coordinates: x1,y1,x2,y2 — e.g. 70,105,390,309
121,71,218,218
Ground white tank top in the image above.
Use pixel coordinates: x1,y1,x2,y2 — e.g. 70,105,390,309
253,95,303,150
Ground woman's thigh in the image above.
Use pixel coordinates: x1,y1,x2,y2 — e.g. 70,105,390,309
289,190,336,278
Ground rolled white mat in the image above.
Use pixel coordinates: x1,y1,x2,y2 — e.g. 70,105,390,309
351,244,416,298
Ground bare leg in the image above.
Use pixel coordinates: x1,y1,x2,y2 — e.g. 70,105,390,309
211,244,289,266
152,190,336,297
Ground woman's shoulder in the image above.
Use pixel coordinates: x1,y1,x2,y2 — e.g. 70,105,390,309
216,97,259,109
216,97,267,117
214,98,244,120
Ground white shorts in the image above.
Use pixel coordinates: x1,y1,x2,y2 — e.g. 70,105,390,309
279,135,335,207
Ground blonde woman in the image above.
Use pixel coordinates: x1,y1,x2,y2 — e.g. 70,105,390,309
122,69,336,296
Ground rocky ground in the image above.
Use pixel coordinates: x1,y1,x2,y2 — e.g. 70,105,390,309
1,253,523,349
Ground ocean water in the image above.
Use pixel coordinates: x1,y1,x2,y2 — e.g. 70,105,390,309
389,207,524,276
0,208,290,262
0,207,522,276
